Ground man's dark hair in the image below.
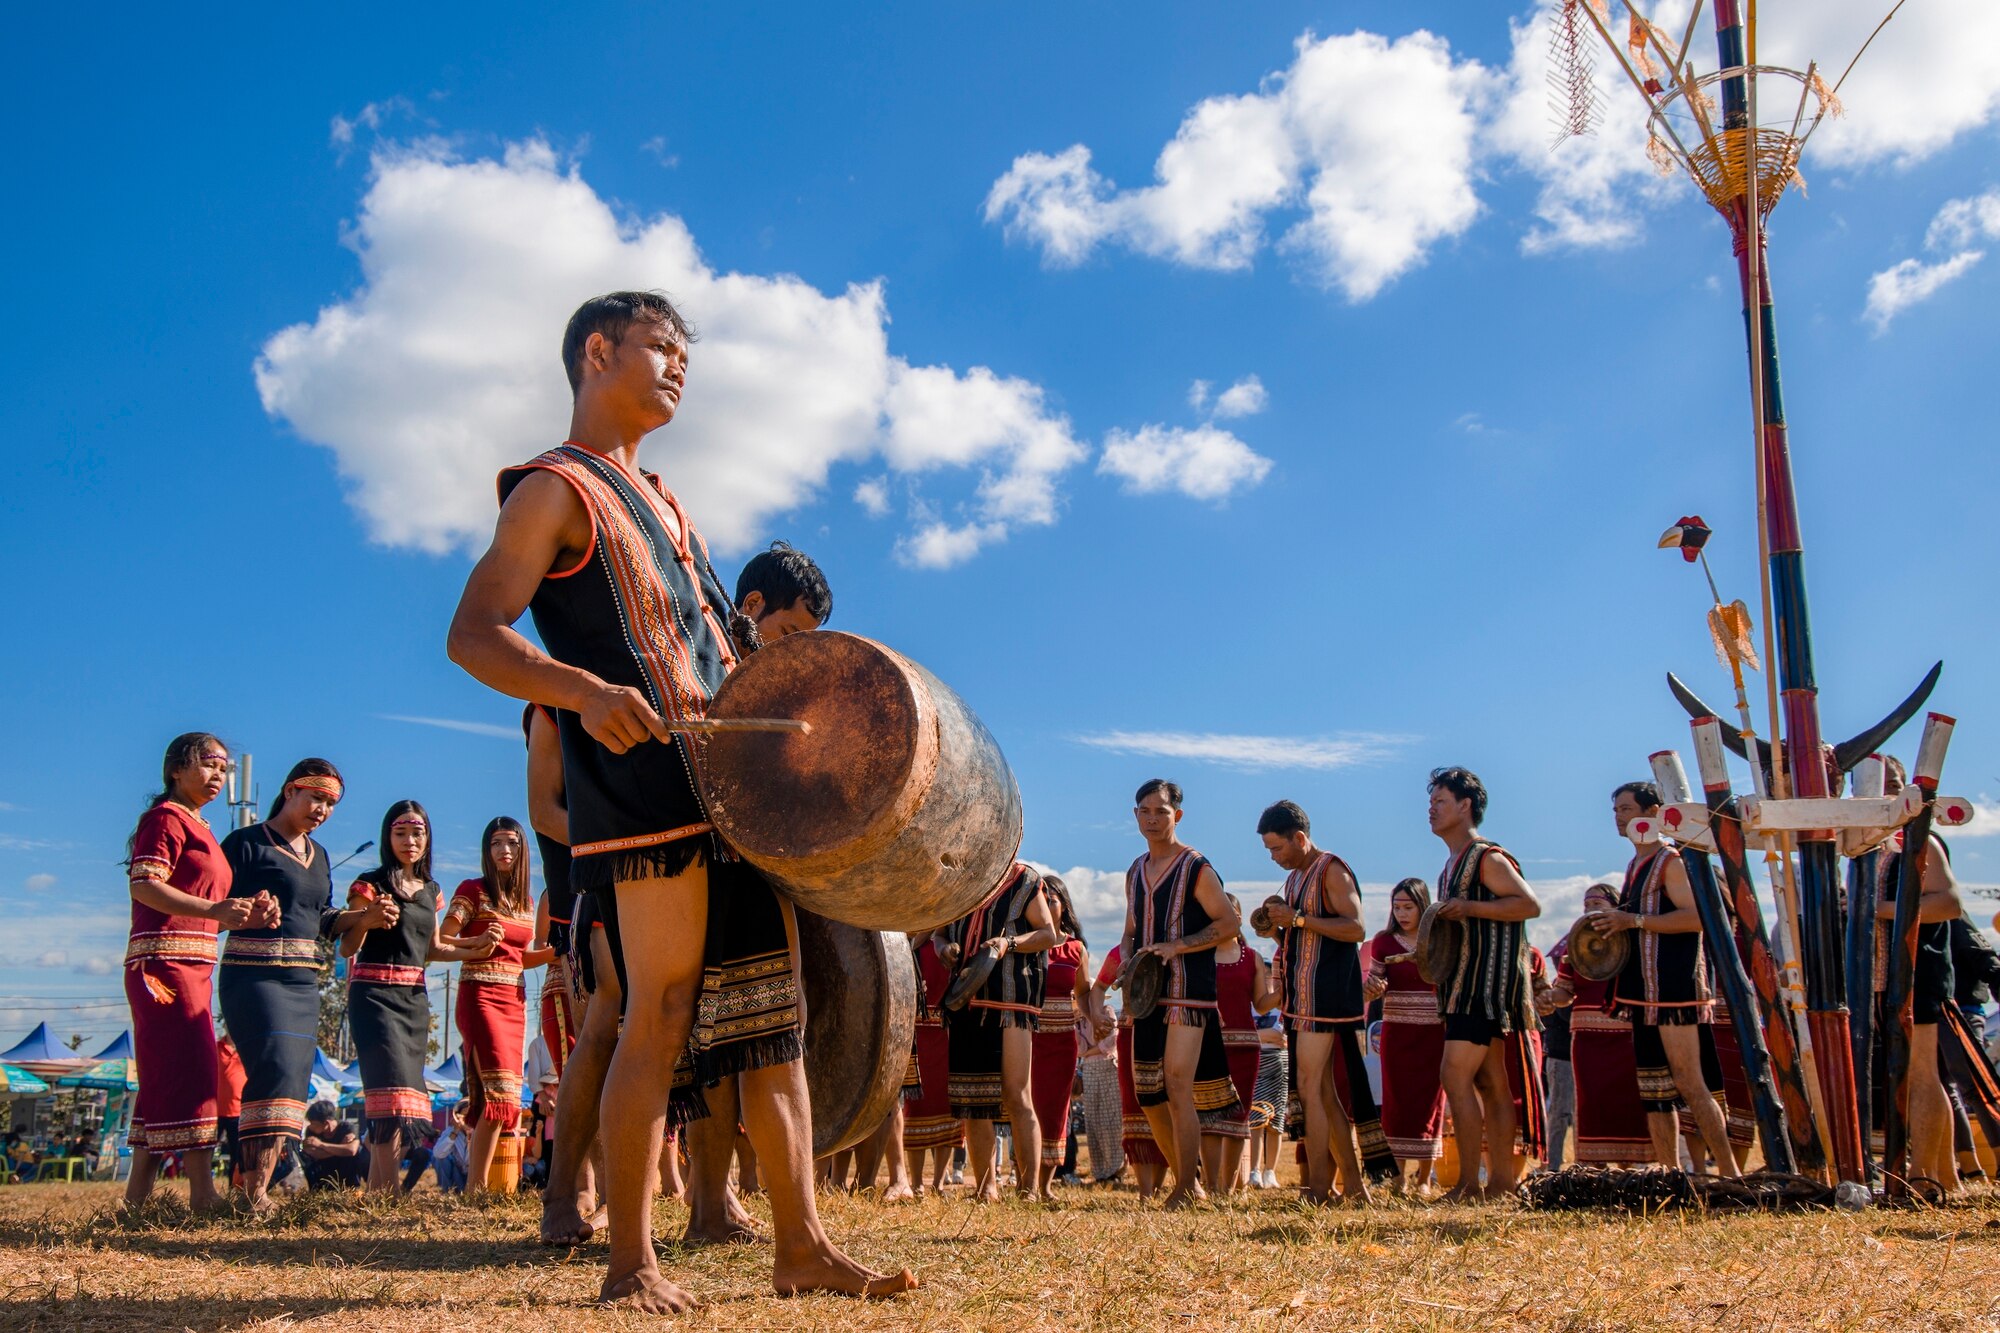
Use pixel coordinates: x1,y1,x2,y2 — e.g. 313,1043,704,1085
561,290,697,394
1135,778,1183,809
307,1100,339,1124
736,541,832,625
1612,781,1662,812
1256,800,1310,838
1428,766,1488,827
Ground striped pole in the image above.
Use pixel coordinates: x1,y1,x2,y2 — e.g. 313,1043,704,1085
1712,0,1864,1183
1845,754,1886,1173
1689,717,1824,1172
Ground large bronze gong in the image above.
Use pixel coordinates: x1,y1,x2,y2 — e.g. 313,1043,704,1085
1566,915,1632,983
701,631,1023,933
797,907,917,1158
1415,903,1464,988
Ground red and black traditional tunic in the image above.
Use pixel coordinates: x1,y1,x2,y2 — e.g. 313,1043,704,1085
447,879,535,1130
1273,851,1365,1031
497,443,802,1110
1365,929,1445,1162
902,938,963,1152
124,801,229,1152
1434,840,1537,1033
1031,936,1086,1165
346,871,439,1141
944,863,1047,1119
1123,849,1239,1123
1610,846,1712,1027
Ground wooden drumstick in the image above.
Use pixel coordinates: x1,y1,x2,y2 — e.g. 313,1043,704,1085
665,718,813,735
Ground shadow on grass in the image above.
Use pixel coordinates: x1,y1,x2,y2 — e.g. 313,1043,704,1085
5,1294,367,1332
1,1229,565,1273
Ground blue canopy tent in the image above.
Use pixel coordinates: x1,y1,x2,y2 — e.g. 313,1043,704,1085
0,1023,91,1080
91,1032,134,1061
423,1052,465,1107
0,1064,50,1095
311,1048,362,1088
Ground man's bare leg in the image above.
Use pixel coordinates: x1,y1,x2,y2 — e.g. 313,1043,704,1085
1439,1040,1489,1203
1199,1133,1227,1195
686,1078,761,1245
1659,1026,1737,1178
240,1137,283,1214
1476,1041,1520,1197
1292,1032,1339,1202
999,1028,1040,1199
1318,1054,1371,1204
735,1057,917,1298
122,1146,159,1208
545,930,619,1243
597,872,707,1313
1135,1158,1163,1199
873,1103,913,1201
1158,1023,1208,1209
965,1118,1002,1202
1911,1026,1958,1192
1222,1135,1247,1193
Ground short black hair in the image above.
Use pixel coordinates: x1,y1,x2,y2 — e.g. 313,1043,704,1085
1135,778,1182,809
735,541,832,625
561,291,697,394
1256,800,1309,838
1612,781,1662,811
307,1100,340,1123
1428,766,1488,827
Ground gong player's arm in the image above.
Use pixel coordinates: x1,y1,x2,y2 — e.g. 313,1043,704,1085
1001,887,1059,956
1172,865,1240,954
1292,858,1366,943
1463,852,1541,922
447,472,675,753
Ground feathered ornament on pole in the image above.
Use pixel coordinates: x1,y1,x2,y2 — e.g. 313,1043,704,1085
1557,0,1974,1193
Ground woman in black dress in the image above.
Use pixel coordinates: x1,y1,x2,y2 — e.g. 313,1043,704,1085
218,758,377,1211
339,800,500,1193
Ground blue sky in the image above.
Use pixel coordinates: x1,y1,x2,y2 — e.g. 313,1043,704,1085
4,0,1998,1054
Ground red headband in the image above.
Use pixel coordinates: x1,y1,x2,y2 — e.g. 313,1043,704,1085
288,775,344,799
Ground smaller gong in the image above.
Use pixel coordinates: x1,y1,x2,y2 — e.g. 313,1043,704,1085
1123,950,1167,1022
1566,915,1633,983
941,943,1001,1011
1415,903,1464,988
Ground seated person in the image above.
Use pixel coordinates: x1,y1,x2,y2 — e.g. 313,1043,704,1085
300,1101,369,1189
432,1106,471,1193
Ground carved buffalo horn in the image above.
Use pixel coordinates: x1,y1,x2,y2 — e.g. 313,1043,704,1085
1830,661,1941,773
1666,672,1773,769
1666,661,1942,776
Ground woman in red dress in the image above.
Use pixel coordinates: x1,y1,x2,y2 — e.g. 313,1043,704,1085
1361,878,1445,1190
1547,887,1652,1165
445,817,554,1190
1088,943,1165,1199
1029,877,1093,1200
122,733,274,1209
902,935,962,1194
1210,893,1274,1193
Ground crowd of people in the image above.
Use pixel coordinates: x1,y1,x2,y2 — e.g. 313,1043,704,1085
105,290,2000,1313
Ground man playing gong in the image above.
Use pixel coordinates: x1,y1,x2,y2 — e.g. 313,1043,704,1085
448,291,913,1310
932,860,1057,1200
1586,781,1739,1177
1118,778,1241,1209
1257,799,1374,1205
1426,766,1542,1201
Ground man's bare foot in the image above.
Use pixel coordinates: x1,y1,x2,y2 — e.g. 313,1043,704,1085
773,1248,920,1300
540,1195,601,1246
975,1184,1001,1204
683,1215,762,1247
600,1267,697,1314
881,1181,914,1203
1441,1186,1479,1205
245,1191,280,1217
1161,1185,1207,1211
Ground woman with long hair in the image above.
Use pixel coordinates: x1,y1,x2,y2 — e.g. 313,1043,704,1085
340,801,499,1192
219,758,376,1212
122,733,275,1209
1029,875,1093,1200
1362,877,1447,1190
445,816,555,1190
1210,892,1274,1194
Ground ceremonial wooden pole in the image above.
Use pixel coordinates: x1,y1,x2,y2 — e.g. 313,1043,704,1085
1844,754,1886,1172
1651,747,1795,1172
1881,714,1954,1193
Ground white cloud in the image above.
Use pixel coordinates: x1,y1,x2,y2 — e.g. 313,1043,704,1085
329,97,415,152
1864,186,2000,331
1098,424,1272,501
1187,379,1212,412
35,950,66,968
73,956,116,977
894,520,1007,571
378,714,519,740
257,138,1085,567
22,874,55,893
986,29,1487,300
1074,730,1405,772
852,476,891,518
1211,375,1268,420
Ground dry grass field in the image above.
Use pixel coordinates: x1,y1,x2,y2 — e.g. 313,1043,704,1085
2,1177,1998,1332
